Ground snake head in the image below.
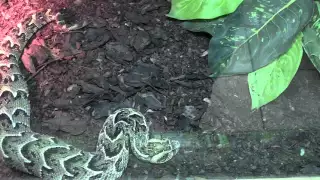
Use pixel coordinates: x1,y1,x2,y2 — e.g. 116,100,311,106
132,137,180,164
147,138,180,164
109,108,181,164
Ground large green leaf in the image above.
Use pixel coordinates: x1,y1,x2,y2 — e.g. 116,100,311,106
302,1,320,72
182,0,314,77
248,33,303,110
167,0,243,20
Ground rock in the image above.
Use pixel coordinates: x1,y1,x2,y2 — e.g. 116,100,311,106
175,105,200,131
71,94,92,106
28,44,50,65
140,4,161,15
47,63,68,75
66,84,81,98
69,32,85,48
56,8,77,25
21,44,50,73
182,106,198,120
42,114,87,135
149,27,168,40
124,12,150,24
130,30,151,51
135,92,164,110
110,26,132,45
53,98,72,109
96,51,106,62
174,116,191,131
85,28,107,42
90,100,133,119
90,17,107,28
105,42,134,62
43,88,51,96
82,28,110,50
76,80,105,94
59,119,87,135
21,53,36,74
123,62,161,88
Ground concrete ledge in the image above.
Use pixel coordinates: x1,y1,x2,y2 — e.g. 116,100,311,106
262,70,320,130
200,75,263,133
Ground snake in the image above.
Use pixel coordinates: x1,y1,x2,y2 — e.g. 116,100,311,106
0,9,180,180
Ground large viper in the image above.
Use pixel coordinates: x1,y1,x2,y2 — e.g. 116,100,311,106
0,9,180,179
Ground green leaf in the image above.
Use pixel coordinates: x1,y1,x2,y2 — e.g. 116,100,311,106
248,33,303,110
302,1,320,73
182,0,314,77
167,0,243,20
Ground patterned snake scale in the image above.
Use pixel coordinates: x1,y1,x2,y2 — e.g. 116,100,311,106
0,9,180,180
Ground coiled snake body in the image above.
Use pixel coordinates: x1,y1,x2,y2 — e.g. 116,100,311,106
0,10,180,179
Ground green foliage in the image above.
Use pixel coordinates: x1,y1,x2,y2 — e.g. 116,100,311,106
168,0,319,108
248,34,303,109
182,0,313,77
303,1,320,73
167,0,243,20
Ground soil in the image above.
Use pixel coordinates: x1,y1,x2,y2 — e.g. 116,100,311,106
0,0,319,180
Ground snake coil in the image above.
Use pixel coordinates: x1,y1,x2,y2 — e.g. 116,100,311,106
0,10,180,180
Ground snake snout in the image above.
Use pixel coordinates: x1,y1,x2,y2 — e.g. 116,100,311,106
170,140,181,155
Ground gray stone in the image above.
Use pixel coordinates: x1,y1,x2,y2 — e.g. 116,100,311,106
53,98,72,109
66,84,81,98
130,31,151,51
91,100,134,119
182,106,198,120
175,105,201,131
123,62,161,87
82,28,110,50
85,28,108,42
136,92,164,110
42,113,88,135
75,80,104,94
124,12,150,24
105,42,134,62
262,70,320,130
149,27,168,40
69,32,85,48
90,17,107,28
200,75,263,133
110,26,131,45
